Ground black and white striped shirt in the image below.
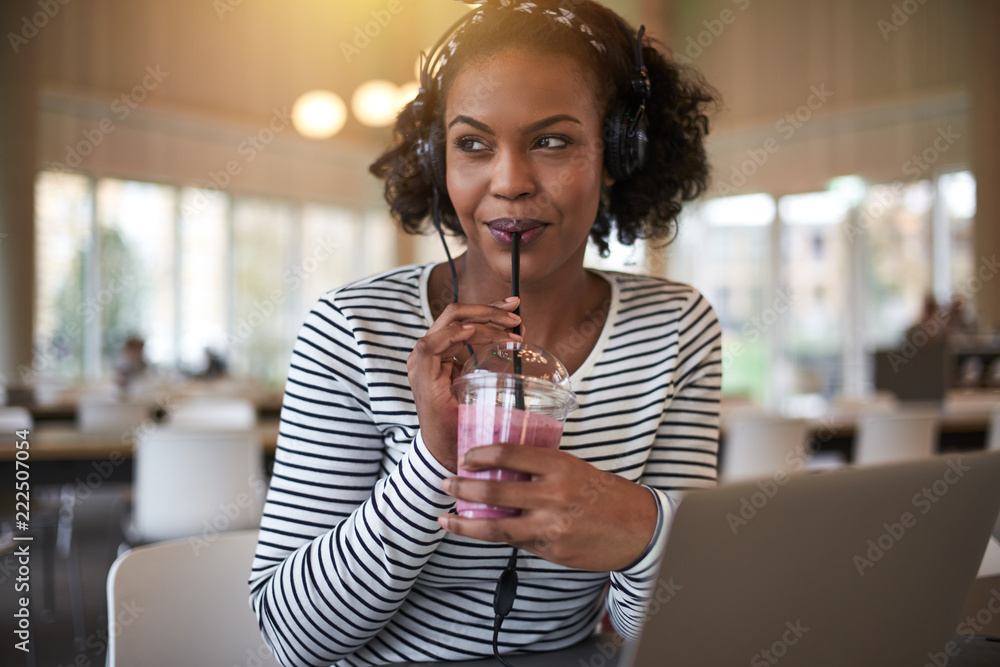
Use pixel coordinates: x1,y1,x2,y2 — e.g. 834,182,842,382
249,263,721,667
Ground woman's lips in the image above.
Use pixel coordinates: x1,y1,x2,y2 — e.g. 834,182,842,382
487,220,547,247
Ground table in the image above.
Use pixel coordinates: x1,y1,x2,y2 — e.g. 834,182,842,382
0,421,280,486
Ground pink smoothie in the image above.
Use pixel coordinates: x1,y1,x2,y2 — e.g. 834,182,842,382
456,404,564,518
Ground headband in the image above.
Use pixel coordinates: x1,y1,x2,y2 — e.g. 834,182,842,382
433,1,606,84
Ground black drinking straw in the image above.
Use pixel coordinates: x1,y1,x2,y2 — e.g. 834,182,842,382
511,233,525,411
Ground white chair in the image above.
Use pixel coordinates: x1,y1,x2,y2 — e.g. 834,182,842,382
167,397,257,430
0,406,33,436
131,426,265,544
987,409,1000,451
720,414,810,483
77,399,151,434
107,529,281,667
853,411,938,466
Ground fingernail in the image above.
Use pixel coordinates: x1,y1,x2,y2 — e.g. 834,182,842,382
442,478,453,493
438,514,452,531
504,296,519,303
509,313,521,320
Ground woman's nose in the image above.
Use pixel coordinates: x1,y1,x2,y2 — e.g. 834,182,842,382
489,149,536,200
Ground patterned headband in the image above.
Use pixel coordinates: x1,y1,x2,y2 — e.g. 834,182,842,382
433,0,606,85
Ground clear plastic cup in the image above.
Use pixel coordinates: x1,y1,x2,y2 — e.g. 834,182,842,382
451,342,578,518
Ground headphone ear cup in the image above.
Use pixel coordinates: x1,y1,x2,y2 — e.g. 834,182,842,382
603,102,649,181
603,103,627,181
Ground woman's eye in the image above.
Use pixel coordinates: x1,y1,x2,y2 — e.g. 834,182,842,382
454,137,488,152
536,136,570,150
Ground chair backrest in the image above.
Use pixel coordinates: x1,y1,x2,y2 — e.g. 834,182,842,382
720,414,810,483
78,400,151,434
987,409,1000,452
132,426,265,543
0,406,33,435
168,397,257,430
106,529,281,667
853,411,938,466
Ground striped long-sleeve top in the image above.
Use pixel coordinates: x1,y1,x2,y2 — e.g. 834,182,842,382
249,263,722,667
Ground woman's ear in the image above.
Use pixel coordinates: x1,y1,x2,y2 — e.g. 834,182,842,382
602,167,615,187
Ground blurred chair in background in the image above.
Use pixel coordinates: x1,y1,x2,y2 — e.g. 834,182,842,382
77,399,151,434
167,396,257,430
0,405,33,435
720,414,810,484
987,409,1000,452
106,529,280,667
853,411,939,466
129,426,265,545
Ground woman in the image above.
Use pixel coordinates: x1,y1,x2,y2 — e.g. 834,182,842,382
249,2,720,665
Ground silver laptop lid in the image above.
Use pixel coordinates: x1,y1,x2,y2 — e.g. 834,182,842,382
622,450,1000,667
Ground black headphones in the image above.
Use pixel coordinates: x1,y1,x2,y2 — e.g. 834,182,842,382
411,10,652,197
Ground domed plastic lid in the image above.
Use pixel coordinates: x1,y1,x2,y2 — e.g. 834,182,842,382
454,342,578,413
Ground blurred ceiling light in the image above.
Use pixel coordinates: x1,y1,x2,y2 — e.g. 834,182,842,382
352,80,402,128
292,90,347,139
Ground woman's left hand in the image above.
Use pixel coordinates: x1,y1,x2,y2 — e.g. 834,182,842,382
438,445,658,572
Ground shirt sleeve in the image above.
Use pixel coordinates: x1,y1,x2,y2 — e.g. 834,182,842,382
247,296,455,667
605,287,722,640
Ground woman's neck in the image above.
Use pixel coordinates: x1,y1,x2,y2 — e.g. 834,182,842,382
428,253,611,373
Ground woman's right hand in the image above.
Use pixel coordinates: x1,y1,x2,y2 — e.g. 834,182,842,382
408,297,523,472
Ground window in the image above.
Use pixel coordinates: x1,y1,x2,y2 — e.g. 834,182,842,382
95,179,178,369
669,194,776,403
33,172,396,389
34,171,93,380
778,191,849,400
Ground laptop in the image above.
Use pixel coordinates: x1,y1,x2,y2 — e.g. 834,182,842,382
397,450,1000,667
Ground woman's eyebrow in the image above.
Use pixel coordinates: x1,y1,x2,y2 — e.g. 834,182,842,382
521,114,582,134
448,115,494,134
446,114,583,135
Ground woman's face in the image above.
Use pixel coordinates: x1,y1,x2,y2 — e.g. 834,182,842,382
444,47,611,284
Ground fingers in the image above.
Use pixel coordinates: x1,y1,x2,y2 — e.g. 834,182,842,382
442,476,541,511
438,512,533,547
428,299,522,335
460,443,560,476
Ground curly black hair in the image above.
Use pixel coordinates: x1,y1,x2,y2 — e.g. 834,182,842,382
369,0,717,257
